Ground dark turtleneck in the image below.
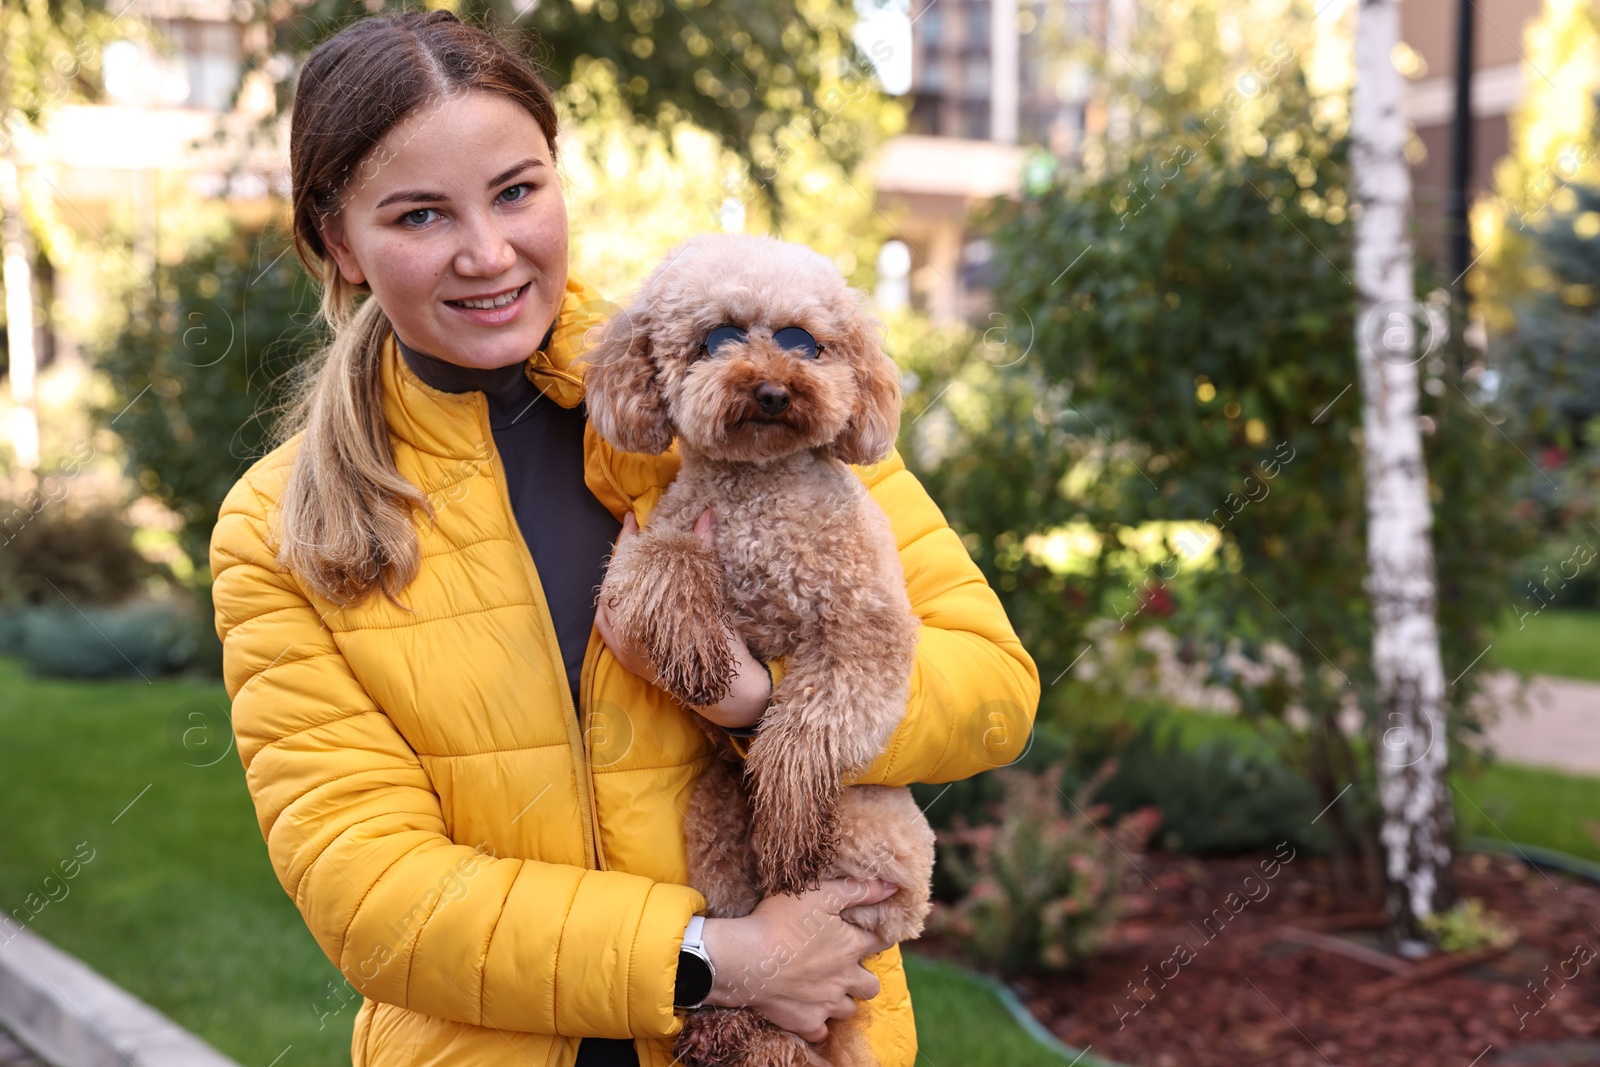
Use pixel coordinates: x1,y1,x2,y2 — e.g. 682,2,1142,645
395,332,622,722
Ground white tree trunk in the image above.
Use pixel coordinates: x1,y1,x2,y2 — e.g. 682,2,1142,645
1350,0,1454,936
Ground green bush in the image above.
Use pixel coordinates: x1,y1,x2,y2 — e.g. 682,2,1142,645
0,496,155,606
935,761,1160,978
1091,724,1327,856
15,598,201,679
914,709,1326,875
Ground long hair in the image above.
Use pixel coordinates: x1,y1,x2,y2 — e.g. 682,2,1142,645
275,10,560,606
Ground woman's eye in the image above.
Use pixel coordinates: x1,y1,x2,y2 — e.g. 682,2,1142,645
401,207,438,227
497,183,532,204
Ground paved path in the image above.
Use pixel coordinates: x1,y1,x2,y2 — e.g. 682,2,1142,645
1481,671,1600,776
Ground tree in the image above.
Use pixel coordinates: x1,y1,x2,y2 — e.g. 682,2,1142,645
899,0,1528,907
1350,0,1455,939
92,223,320,569
903,0,1391,892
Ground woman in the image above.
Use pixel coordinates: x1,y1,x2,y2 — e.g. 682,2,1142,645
209,11,1039,1067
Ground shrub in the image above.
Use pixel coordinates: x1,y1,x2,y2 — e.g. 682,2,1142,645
1091,724,1327,856
16,598,201,679
0,496,155,606
914,709,1326,871
1419,898,1515,953
935,761,1160,977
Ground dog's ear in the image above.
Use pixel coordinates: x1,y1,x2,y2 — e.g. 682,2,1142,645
580,305,674,455
825,307,901,466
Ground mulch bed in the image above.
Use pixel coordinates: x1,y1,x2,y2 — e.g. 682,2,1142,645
913,848,1600,1067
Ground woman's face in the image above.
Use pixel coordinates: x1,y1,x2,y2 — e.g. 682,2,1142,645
318,90,568,370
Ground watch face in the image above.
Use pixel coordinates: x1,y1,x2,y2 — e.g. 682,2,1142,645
674,950,714,1007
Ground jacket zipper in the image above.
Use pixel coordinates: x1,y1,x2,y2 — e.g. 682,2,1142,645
479,402,604,873
578,631,607,871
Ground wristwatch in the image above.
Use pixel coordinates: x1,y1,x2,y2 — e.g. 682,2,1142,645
674,914,716,1009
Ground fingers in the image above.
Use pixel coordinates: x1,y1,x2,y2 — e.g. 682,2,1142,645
851,921,894,961
819,877,898,911
847,966,882,1002
619,510,639,540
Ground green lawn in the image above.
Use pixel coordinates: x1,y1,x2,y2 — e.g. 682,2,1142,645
0,658,351,1065
0,658,1073,1066
1453,761,1600,863
904,953,1101,1066
1491,608,1600,681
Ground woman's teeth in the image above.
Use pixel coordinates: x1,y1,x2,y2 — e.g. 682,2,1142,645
452,284,525,310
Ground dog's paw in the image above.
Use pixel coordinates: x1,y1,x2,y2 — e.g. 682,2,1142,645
650,614,737,708
751,802,840,896
602,530,739,707
672,1007,810,1067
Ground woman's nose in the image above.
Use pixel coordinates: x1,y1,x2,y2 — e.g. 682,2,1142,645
454,211,517,277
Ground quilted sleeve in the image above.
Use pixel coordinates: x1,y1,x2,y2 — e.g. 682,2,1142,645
210,467,705,1038
843,449,1041,786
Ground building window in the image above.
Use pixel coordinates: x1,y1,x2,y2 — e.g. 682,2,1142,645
962,100,989,139
965,3,990,45
965,57,990,95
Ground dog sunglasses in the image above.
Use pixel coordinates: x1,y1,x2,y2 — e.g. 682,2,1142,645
698,324,824,361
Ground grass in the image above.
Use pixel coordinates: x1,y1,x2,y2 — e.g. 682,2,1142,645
904,953,1106,1066
0,658,1072,1066
0,658,354,1066
1453,761,1600,863
1491,608,1600,681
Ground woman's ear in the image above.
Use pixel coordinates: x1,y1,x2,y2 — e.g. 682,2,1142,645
581,305,674,455
317,212,367,287
826,308,901,466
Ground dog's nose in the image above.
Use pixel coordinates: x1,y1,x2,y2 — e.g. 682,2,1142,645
754,382,791,416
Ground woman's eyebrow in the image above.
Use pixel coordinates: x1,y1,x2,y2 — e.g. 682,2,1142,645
373,160,543,211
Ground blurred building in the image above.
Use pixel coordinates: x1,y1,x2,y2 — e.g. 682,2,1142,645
872,0,1557,321
874,0,1104,323
1399,0,1548,273
21,0,280,371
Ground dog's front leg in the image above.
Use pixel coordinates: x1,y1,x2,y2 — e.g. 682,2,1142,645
598,524,737,708
744,594,917,896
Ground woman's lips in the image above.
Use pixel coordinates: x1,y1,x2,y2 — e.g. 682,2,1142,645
444,282,531,326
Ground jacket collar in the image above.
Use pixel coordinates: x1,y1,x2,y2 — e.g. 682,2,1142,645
380,270,683,520
382,269,614,460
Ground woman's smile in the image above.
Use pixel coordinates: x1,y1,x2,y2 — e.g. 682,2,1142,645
445,280,533,324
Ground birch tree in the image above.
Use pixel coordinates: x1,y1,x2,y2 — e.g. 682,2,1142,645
1350,0,1455,939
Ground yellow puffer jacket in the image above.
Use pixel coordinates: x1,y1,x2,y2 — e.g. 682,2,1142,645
210,269,1041,1067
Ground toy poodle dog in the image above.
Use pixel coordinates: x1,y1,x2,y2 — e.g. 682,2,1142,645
582,233,936,1067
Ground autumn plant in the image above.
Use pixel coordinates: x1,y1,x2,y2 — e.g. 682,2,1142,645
1419,898,1516,954
934,761,1160,978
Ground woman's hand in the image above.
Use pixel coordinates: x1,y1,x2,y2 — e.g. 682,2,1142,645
699,877,900,1047
595,508,772,729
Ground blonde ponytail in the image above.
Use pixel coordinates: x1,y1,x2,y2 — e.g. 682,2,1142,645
273,275,431,607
